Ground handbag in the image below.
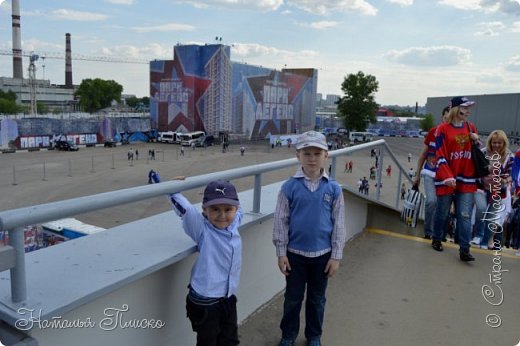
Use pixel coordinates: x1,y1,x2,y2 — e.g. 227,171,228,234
466,122,490,178
400,186,422,228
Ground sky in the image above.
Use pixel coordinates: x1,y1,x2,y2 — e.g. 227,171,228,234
1,0,520,107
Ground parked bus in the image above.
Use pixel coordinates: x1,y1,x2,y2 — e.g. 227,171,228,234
179,131,206,147
159,131,179,144
349,131,374,143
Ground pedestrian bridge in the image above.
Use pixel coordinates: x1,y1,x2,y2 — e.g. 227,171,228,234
0,140,518,346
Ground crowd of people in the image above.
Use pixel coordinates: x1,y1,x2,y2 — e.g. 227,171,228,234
412,96,520,261
142,109,520,345
142,114,520,345
127,147,156,160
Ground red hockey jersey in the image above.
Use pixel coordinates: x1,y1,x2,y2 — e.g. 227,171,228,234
434,121,478,196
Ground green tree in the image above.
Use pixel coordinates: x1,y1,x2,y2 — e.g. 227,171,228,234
420,114,435,131
141,96,150,106
0,98,18,114
0,90,20,114
0,90,17,102
125,96,139,108
37,101,49,114
74,78,123,113
336,71,379,131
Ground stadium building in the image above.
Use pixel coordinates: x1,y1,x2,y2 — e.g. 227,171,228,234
426,93,520,137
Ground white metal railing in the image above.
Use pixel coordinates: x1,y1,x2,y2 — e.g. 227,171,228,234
0,139,414,303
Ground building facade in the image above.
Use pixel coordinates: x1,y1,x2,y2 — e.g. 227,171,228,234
150,44,318,139
0,77,78,113
426,93,520,137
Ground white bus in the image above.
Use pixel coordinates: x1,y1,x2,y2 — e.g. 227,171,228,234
179,131,206,147
159,131,179,144
349,132,374,143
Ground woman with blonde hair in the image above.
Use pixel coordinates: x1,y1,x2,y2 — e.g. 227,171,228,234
478,129,514,249
432,96,479,261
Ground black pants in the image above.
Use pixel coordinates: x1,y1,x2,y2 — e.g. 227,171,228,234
186,293,239,346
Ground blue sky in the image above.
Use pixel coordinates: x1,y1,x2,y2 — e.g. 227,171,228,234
1,0,520,107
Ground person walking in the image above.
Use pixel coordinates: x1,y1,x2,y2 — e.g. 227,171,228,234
431,96,479,262
478,130,514,250
413,106,449,239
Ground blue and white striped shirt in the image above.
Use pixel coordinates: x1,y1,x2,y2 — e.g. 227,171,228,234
170,193,242,298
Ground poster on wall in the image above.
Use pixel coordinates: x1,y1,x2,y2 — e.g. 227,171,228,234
150,44,317,139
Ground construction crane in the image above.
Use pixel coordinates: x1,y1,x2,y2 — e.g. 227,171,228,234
28,53,38,115
0,49,150,64
0,49,151,115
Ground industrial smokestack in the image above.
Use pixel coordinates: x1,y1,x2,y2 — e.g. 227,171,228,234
11,0,23,79
65,33,73,88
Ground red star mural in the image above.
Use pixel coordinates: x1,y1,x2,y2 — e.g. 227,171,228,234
150,59,211,132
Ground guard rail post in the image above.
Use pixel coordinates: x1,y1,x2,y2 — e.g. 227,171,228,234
8,226,27,303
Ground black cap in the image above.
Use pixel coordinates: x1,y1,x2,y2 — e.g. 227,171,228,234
202,180,239,207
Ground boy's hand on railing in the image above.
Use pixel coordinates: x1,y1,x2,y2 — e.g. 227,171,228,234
149,170,186,184
148,170,161,184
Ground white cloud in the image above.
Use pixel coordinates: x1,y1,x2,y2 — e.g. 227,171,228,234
287,0,378,16
386,0,413,6
474,21,505,36
105,0,135,4
100,43,172,59
489,0,520,15
305,21,342,29
384,46,472,66
21,10,44,16
476,74,505,84
231,43,318,66
438,0,500,12
512,21,520,32
440,0,520,14
22,38,63,53
178,0,284,11
438,0,484,10
505,55,520,72
51,9,109,21
131,23,195,33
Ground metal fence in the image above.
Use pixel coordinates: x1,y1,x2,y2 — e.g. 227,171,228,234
0,139,414,303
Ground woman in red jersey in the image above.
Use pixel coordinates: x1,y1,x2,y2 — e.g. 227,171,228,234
431,96,480,262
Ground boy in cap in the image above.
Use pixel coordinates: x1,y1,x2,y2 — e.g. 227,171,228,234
149,170,242,346
273,131,347,346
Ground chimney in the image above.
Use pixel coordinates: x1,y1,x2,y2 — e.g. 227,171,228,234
11,0,23,79
65,33,73,88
